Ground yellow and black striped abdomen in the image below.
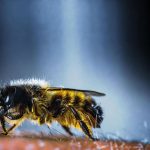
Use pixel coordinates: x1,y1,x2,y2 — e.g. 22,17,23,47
48,90,103,135
50,90,91,108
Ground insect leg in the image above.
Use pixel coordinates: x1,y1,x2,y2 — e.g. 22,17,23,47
61,125,74,136
6,124,17,134
0,117,7,134
0,123,17,135
70,107,95,140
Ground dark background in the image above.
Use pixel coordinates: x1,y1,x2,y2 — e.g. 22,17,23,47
0,0,149,142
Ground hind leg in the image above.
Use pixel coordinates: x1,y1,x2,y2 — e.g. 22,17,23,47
70,107,96,140
61,125,74,136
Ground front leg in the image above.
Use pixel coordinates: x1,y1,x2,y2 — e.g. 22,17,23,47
0,117,17,135
0,117,7,134
6,124,17,134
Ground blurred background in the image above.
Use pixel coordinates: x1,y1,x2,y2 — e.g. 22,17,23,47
0,0,149,142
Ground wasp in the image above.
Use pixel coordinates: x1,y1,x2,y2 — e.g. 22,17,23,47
0,79,105,140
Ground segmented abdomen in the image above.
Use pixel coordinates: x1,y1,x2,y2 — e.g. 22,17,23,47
48,90,103,129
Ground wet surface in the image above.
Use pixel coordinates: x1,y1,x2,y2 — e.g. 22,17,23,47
0,134,149,150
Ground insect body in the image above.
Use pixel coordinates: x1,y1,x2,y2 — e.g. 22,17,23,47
0,79,105,140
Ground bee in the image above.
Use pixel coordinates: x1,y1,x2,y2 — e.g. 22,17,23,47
0,79,105,140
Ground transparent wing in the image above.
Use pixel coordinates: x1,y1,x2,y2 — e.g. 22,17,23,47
46,87,106,97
